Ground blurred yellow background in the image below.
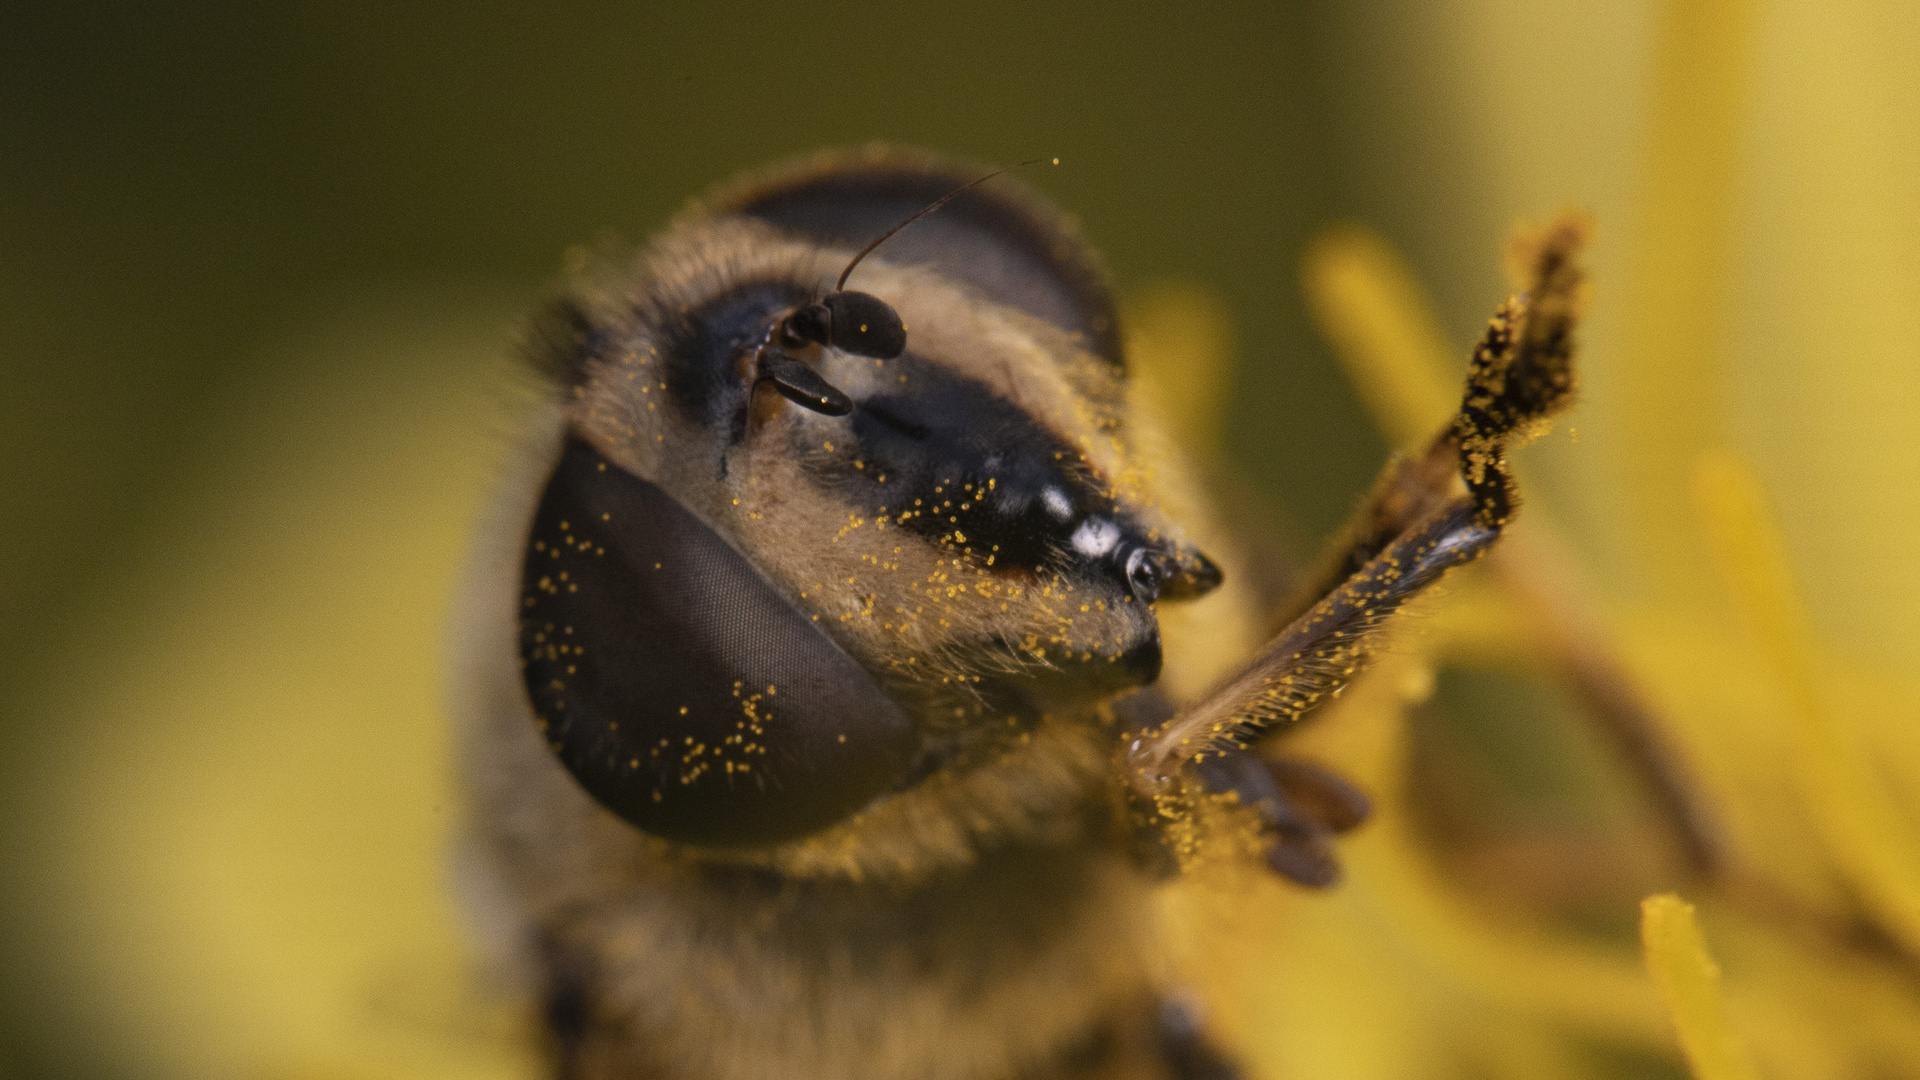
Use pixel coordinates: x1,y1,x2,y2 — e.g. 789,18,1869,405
4,2,1919,1078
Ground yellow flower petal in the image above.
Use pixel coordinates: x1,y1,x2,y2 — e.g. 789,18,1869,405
1300,223,1460,449
1693,450,1920,958
1609,0,1758,602
1640,894,1760,1080
1123,282,1238,458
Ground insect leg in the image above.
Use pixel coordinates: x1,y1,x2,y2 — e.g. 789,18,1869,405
1192,747,1371,887
1117,691,1365,886
1265,430,1460,635
1132,497,1498,786
1130,215,1587,790
1186,438,1458,887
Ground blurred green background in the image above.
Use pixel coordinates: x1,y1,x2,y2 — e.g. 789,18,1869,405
0,3,1683,1078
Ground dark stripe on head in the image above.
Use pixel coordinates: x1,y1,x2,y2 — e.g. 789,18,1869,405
710,148,1124,369
802,355,1138,578
654,280,813,423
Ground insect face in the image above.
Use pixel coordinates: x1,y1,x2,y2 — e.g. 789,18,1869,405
520,178,1220,848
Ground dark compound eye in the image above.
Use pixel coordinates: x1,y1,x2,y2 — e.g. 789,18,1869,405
519,438,916,847
821,291,907,359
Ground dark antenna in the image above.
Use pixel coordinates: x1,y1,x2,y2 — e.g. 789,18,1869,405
759,157,1060,416
835,157,1058,291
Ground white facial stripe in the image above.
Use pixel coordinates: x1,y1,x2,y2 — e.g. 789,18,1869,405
1070,516,1120,558
1041,486,1074,521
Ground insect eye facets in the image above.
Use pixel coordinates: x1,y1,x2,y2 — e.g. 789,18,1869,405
518,439,916,847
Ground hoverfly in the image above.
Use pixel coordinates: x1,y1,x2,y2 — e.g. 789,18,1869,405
455,145,1583,1079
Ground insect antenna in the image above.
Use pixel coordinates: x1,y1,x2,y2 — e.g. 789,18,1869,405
762,157,1059,414
835,157,1059,292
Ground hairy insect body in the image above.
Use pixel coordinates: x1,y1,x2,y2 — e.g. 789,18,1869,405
460,149,1254,1079
459,147,1583,1079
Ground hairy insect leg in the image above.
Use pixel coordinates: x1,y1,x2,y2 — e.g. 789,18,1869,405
1132,497,1500,784
1128,216,1589,869
1193,748,1372,887
1179,439,1457,885
1119,686,1373,886
1267,217,1586,635
1266,430,1462,637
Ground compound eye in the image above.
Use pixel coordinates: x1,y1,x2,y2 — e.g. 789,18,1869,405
822,291,907,359
519,438,916,847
